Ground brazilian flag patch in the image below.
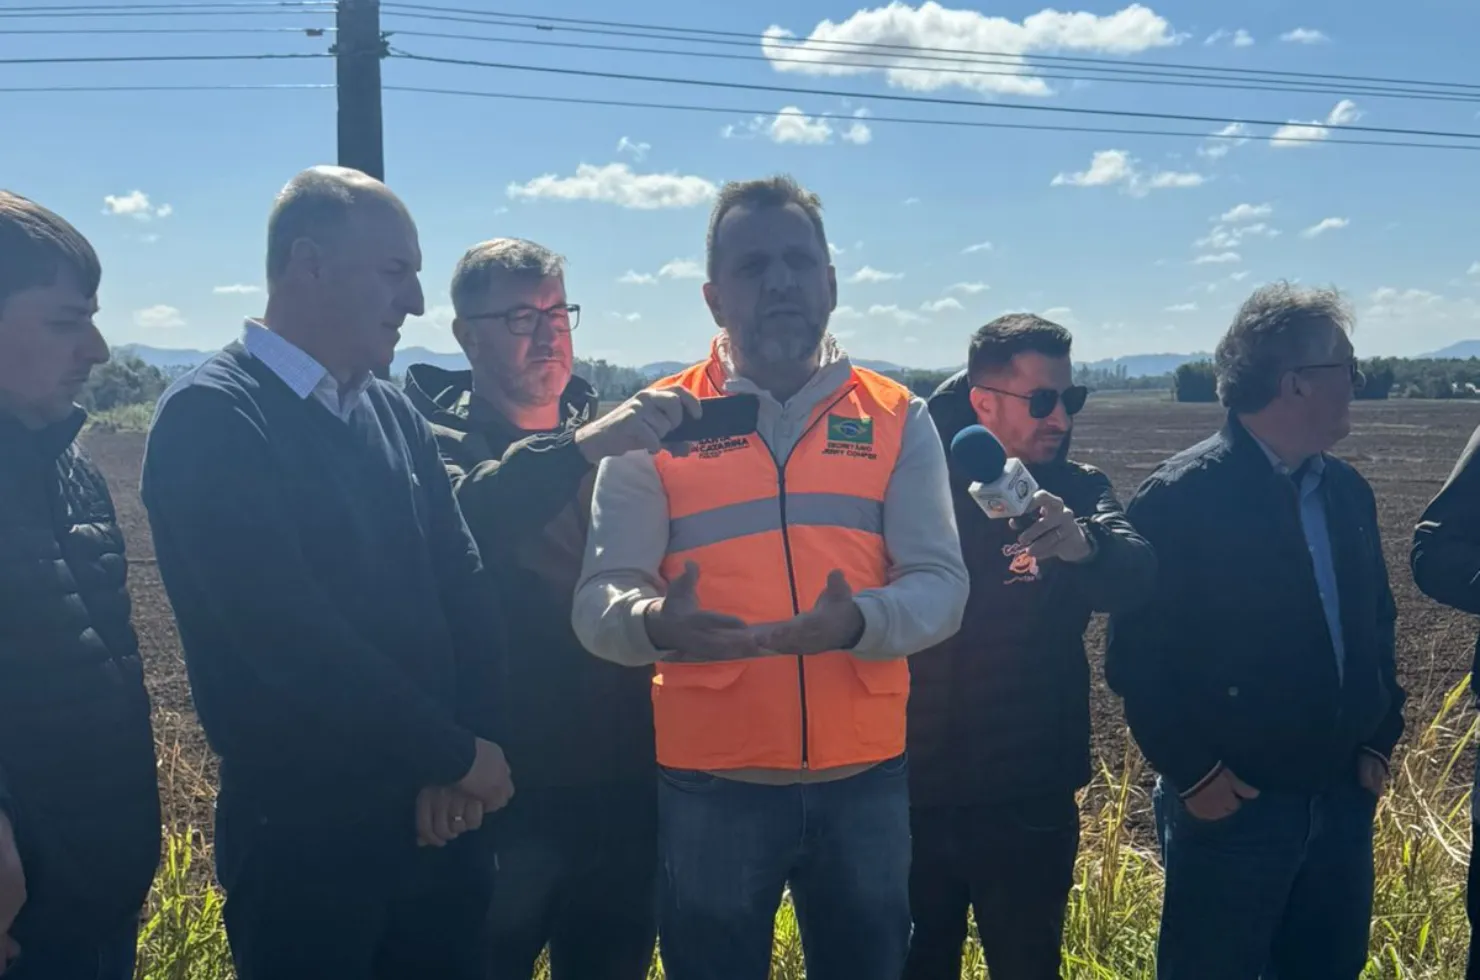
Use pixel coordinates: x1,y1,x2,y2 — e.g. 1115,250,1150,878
826,415,874,445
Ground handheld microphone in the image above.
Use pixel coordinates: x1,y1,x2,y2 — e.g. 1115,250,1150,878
950,425,1039,520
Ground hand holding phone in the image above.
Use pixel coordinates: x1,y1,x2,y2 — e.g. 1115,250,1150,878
662,393,760,445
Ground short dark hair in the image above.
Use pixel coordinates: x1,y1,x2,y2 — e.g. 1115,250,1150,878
451,238,565,318
0,190,101,313
1215,281,1352,412
705,174,828,280
968,313,1073,382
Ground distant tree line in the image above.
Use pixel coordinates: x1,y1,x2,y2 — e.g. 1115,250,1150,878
1171,357,1480,404
79,352,174,414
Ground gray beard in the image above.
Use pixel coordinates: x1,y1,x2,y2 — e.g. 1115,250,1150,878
732,316,826,370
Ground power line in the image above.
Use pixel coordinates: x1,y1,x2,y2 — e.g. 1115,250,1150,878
386,27,1480,106
382,3,1480,95
379,84,1480,153
0,53,330,66
0,27,331,36
0,83,332,92
387,50,1480,143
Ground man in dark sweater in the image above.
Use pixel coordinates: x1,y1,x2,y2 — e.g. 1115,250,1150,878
140,166,513,980
0,193,161,980
1107,282,1405,980
1411,425,1480,979
405,238,693,978
904,314,1156,980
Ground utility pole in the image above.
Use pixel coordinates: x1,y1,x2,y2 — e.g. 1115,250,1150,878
335,0,384,182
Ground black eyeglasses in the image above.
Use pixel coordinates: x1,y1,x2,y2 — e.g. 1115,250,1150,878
464,302,581,336
974,384,1089,419
1293,358,1364,388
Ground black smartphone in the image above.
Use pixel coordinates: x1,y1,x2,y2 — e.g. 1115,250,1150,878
663,393,760,444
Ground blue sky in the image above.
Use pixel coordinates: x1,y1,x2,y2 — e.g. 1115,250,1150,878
3,0,1478,369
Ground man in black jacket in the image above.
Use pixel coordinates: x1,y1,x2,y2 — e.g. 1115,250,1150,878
1411,424,1480,980
405,238,694,979
905,314,1156,980
141,167,513,980
1108,282,1405,980
0,191,161,979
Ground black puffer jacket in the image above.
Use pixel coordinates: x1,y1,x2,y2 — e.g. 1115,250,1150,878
908,370,1157,807
404,365,655,789
0,412,161,947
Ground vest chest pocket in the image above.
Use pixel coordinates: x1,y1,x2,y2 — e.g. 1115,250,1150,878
847,656,910,754
654,660,750,691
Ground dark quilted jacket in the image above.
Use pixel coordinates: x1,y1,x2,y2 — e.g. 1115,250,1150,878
0,412,161,947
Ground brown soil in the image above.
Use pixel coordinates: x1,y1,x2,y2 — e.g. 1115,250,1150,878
81,397,1480,839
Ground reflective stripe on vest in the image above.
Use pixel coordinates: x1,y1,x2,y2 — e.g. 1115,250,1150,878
648,344,912,772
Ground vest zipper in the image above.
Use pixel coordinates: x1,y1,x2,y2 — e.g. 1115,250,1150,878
775,466,809,769
765,384,860,772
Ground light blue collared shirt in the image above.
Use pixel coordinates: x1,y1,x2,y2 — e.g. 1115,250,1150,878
242,319,373,424
1253,435,1345,684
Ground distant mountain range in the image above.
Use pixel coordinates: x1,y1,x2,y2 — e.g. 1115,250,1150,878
118,343,1480,383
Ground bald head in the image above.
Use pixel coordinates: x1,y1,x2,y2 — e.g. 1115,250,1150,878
265,165,408,284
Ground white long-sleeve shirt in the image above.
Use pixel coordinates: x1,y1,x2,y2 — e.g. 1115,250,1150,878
571,335,969,780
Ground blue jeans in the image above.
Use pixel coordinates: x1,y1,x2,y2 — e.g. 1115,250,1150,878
4,920,137,980
656,754,911,980
1153,774,1376,980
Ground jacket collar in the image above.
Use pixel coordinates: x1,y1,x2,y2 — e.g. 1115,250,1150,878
1218,411,1330,482
0,406,86,464
401,361,598,439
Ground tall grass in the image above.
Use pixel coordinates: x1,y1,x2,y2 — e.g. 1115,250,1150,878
134,678,1477,980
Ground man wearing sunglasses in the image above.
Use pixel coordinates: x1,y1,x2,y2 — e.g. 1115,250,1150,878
405,238,698,979
906,313,1156,980
1108,282,1404,980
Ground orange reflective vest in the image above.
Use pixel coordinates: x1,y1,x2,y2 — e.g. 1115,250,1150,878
649,344,911,771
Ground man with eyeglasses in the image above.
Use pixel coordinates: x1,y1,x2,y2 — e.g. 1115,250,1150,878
905,313,1156,980
1107,282,1404,980
405,238,696,979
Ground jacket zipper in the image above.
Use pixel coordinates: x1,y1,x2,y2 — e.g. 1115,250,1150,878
766,384,859,771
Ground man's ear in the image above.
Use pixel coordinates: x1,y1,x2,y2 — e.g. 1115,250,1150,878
285,237,324,283
968,383,994,426
702,281,724,328
452,317,477,361
827,264,838,313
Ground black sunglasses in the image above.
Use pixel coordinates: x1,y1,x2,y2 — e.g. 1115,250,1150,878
974,384,1089,419
1293,359,1365,388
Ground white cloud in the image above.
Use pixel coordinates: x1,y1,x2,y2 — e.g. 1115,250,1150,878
724,106,874,146
1230,270,1251,282
1301,216,1350,238
832,305,863,320
133,304,185,329
507,163,717,210
1193,251,1242,264
1281,27,1329,44
1205,28,1253,47
1469,261,1480,277
616,136,651,161
103,190,172,221
213,283,261,295
1043,306,1074,321
829,243,845,257
849,265,904,283
949,281,990,294
868,303,925,324
659,259,705,280
770,106,834,144
1165,302,1198,312
963,241,994,254
1051,149,1204,197
1220,202,1273,223
1198,122,1250,159
903,197,921,206
762,3,1181,98
1271,99,1362,147
921,297,965,313
610,311,643,322
619,270,658,285
1197,222,1278,250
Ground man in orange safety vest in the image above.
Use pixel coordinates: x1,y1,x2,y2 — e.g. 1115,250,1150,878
573,174,969,980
